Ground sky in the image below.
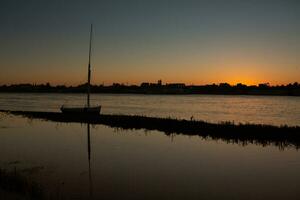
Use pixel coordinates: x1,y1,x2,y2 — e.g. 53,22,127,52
0,0,299,86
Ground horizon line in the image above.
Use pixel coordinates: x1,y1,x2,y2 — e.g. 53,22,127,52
1,81,299,87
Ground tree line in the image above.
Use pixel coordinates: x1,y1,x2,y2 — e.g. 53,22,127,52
0,82,299,96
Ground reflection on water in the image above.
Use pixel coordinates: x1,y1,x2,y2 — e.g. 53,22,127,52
87,123,93,199
0,115,300,199
0,93,299,126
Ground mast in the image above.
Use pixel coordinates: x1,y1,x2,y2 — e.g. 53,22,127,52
87,24,93,108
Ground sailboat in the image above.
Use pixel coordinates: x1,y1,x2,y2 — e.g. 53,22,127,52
60,24,101,115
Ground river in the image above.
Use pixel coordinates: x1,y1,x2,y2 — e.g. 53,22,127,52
0,93,299,126
0,93,300,199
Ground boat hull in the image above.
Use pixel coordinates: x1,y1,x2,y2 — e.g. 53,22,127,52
60,106,101,115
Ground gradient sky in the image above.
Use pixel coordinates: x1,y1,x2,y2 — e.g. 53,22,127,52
0,0,299,85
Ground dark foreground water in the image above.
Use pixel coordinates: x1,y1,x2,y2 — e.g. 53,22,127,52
0,113,299,200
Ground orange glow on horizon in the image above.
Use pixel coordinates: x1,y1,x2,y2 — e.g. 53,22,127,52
0,75,298,87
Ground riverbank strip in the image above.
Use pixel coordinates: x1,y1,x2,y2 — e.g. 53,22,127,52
1,110,299,149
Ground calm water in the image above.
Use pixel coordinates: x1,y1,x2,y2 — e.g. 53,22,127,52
0,93,299,126
0,114,299,199
0,93,299,199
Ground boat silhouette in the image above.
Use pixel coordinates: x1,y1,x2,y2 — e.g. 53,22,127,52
61,24,101,115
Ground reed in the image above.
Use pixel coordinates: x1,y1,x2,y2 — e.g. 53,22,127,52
0,167,43,199
1,110,299,150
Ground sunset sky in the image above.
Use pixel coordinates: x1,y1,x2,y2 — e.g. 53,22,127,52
0,0,299,86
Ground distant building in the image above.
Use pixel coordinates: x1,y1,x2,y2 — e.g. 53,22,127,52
157,80,162,86
236,83,247,88
141,80,163,87
259,83,270,88
166,83,186,88
141,82,150,87
219,83,231,87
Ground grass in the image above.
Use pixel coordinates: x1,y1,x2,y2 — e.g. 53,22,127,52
1,110,300,150
0,167,43,199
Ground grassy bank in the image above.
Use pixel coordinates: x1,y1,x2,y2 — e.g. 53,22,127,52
1,110,300,150
0,167,43,199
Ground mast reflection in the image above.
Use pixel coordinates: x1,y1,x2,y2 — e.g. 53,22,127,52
87,123,93,199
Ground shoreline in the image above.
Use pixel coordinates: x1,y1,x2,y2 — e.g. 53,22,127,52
0,91,299,97
1,110,300,150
